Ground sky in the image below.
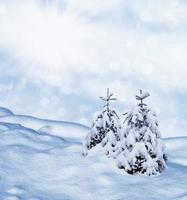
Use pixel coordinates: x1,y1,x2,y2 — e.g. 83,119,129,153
0,0,187,137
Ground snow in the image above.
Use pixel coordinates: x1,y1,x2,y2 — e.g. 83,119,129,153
117,104,166,175
0,107,14,117
84,106,120,153
0,107,187,199
0,114,89,141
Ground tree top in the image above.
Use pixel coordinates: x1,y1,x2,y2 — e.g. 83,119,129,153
100,88,117,102
135,89,150,108
100,88,117,111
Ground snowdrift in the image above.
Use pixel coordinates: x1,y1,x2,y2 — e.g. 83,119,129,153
0,112,89,141
0,107,186,200
0,107,14,117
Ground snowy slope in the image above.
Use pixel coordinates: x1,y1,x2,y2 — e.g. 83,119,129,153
0,108,187,200
0,114,89,141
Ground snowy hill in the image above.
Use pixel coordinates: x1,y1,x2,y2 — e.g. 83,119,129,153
0,112,89,141
0,107,187,200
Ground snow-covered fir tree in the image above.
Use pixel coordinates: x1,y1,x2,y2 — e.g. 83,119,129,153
116,90,166,175
83,88,121,157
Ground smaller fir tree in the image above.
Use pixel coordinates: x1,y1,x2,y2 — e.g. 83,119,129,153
116,90,166,175
83,88,121,157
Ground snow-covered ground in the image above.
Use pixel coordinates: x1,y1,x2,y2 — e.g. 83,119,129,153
0,107,187,200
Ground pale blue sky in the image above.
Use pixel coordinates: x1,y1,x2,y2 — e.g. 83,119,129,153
0,0,187,137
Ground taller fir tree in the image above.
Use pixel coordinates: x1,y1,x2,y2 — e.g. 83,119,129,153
117,90,166,175
83,88,121,157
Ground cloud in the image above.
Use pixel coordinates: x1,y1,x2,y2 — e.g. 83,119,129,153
0,0,187,137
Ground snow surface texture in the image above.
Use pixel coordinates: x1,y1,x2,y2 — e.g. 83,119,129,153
0,107,187,200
